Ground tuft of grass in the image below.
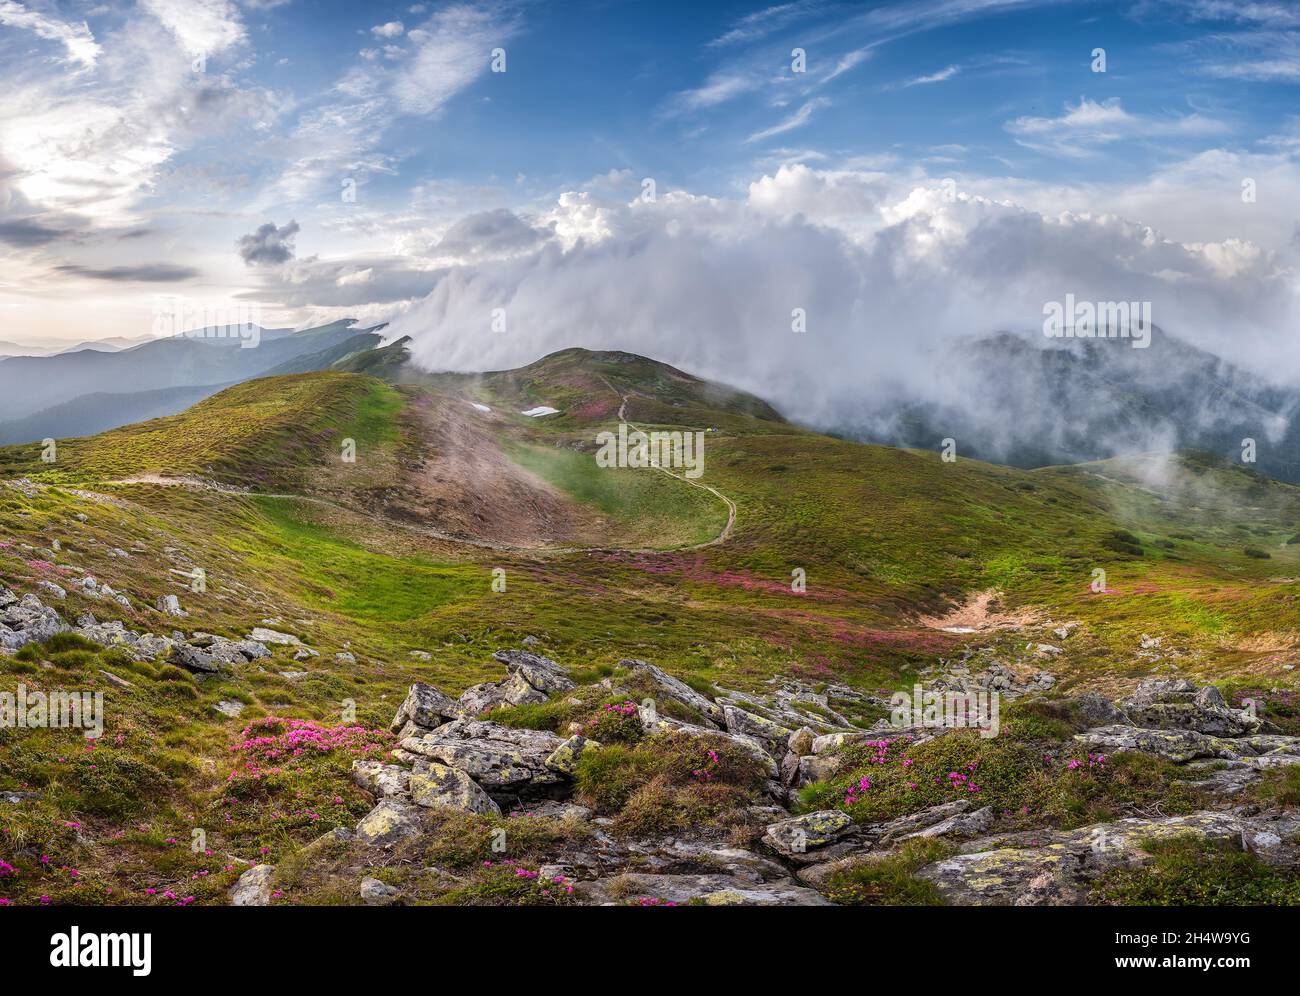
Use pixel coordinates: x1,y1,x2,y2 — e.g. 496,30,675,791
822,838,953,905
1092,836,1300,905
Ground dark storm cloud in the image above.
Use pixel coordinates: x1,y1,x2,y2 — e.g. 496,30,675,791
237,219,300,265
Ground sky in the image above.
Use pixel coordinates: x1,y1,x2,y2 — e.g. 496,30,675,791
2,0,1299,407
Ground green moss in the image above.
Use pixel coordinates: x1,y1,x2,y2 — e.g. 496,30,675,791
822,838,953,905
1093,836,1300,905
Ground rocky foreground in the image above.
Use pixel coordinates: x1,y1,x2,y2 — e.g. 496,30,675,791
3,584,1298,906
242,650,1300,906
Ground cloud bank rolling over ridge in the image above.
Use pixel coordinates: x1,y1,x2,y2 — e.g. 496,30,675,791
386,163,1300,448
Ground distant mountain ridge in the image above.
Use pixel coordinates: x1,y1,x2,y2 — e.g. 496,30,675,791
838,329,1300,484
0,320,386,444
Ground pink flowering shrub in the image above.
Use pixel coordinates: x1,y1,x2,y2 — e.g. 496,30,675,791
449,860,578,906
576,699,645,746
220,717,391,841
801,729,1192,831
230,717,391,771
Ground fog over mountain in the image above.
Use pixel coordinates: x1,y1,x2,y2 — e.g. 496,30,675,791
381,167,1300,477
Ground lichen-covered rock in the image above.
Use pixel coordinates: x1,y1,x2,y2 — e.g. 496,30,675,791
493,649,575,694
352,760,411,798
248,627,302,646
811,731,874,755
723,705,792,747
788,727,816,756
229,863,276,906
1073,692,1130,727
1074,724,1238,762
545,735,598,776
621,659,724,725
763,811,853,856
875,800,973,843
355,798,424,847
457,671,549,715
409,761,501,814
915,811,1246,906
389,682,461,733
1120,679,1262,737
577,872,834,906
796,754,843,787
360,877,400,906
398,720,566,796
899,805,993,841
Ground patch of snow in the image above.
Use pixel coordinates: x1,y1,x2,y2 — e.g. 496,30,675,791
521,406,560,417
469,402,491,412
941,626,978,634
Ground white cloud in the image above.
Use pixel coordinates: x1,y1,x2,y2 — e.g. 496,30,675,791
1006,97,1229,157
0,1,100,68
392,4,519,115
708,2,817,47
902,64,959,86
141,0,246,58
371,21,405,38
746,98,831,143
383,163,1300,432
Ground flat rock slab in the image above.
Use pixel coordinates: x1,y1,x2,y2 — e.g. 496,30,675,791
578,872,834,906
916,811,1244,906
398,720,566,792
1074,725,1240,763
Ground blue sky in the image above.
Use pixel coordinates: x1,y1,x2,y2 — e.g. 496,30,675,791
1,0,1299,365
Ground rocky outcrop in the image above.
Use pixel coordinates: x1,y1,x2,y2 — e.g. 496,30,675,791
914,811,1261,906
1074,724,1236,763
456,650,576,716
0,593,69,650
1120,678,1264,737
925,661,1055,700
397,720,567,801
621,659,725,726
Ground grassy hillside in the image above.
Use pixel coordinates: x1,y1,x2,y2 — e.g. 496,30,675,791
1,347,1298,906
0,373,401,489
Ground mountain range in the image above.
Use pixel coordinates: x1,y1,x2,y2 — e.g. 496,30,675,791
0,320,386,444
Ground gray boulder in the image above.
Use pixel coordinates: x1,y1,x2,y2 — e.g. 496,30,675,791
360,877,401,906
389,682,461,732
622,659,724,726
762,811,854,856
409,761,501,815
355,799,424,847
397,720,566,797
493,649,575,694
229,864,276,906
352,760,411,798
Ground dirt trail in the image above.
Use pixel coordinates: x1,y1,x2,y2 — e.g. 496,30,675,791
604,377,737,548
